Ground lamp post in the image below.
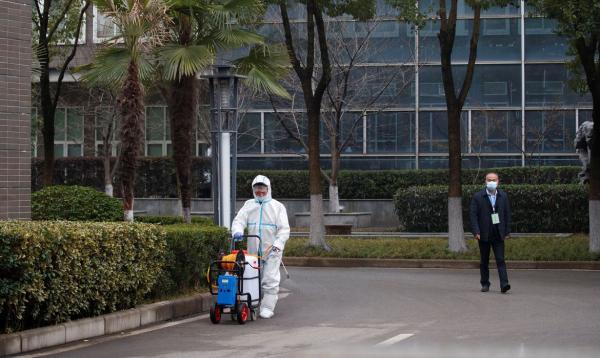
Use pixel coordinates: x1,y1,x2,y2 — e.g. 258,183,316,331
205,65,244,229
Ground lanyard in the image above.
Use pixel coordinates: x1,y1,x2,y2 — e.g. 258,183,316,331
488,193,496,212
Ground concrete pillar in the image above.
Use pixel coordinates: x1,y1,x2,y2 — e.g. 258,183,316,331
0,0,32,220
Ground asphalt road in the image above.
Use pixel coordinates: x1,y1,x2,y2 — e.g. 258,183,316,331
20,267,600,358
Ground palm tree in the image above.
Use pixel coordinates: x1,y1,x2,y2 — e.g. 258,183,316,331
81,0,171,221
157,0,289,223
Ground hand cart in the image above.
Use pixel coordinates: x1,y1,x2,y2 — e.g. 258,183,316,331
207,234,261,324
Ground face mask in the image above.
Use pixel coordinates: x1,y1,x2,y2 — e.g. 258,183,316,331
486,181,498,190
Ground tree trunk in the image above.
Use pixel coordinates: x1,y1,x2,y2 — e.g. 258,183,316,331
117,61,144,222
167,74,196,224
447,107,466,251
438,0,480,253
307,108,329,250
588,88,600,252
40,47,55,186
104,155,113,197
166,14,195,224
328,136,341,213
328,185,340,213
574,37,600,252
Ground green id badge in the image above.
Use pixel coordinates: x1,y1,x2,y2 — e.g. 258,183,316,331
491,213,500,224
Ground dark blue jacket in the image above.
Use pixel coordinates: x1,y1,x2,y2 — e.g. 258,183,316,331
469,188,511,241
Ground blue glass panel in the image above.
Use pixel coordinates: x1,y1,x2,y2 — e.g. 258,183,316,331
321,112,364,154
468,65,521,107
366,112,415,153
525,111,576,153
263,112,307,153
418,111,468,153
525,18,569,60
471,111,522,153
238,113,261,154
420,19,520,62
525,64,592,106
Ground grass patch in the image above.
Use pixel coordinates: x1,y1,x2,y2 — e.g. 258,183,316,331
284,234,600,261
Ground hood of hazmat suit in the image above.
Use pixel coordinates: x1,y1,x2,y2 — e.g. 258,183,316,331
231,175,290,256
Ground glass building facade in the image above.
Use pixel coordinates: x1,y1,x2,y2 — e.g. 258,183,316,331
235,0,588,170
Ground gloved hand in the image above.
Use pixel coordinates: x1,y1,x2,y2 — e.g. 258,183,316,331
232,232,243,242
267,245,282,259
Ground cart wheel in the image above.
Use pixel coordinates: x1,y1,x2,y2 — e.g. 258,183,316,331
210,304,221,324
237,303,249,324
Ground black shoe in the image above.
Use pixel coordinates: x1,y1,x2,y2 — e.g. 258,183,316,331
481,285,489,292
501,284,511,293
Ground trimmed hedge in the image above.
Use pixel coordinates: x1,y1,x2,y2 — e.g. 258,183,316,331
152,225,229,296
33,158,580,200
237,166,580,199
135,215,214,226
32,157,212,198
394,184,588,233
0,221,166,333
32,185,122,221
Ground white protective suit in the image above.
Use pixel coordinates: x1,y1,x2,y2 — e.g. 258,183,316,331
231,175,290,318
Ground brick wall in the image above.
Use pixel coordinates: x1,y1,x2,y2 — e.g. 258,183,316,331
0,0,31,220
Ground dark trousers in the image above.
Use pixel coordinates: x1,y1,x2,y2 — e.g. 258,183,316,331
478,231,509,288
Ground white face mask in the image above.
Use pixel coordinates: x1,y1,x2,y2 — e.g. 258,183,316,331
486,181,498,190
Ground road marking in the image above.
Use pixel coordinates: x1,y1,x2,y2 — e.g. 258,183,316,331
15,314,209,358
375,333,414,346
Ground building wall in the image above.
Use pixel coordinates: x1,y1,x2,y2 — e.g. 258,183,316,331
40,1,586,172
0,0,31,220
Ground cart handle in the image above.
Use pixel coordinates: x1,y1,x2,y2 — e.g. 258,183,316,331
231,234,261,252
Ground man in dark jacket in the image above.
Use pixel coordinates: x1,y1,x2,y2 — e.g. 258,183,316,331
469,172,511,293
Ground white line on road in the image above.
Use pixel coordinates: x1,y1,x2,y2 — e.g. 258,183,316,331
375,333,415,346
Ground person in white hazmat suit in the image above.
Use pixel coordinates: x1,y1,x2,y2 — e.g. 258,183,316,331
231,175,290,319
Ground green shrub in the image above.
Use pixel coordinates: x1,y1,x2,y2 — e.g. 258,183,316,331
151,225,229,297
32,185,122,221
32,157,212,198
135,215,213,226
394,184,588,233
0,221,166,333
238,167,580,199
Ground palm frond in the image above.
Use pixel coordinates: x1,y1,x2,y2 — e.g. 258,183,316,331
234,44,290,99
78,47,133,90
158,44,215,80
212,28,264,48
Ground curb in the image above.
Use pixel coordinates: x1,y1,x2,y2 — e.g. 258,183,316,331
284,257,600,270
0,293,212,357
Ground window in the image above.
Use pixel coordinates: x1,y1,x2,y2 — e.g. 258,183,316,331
54,107,84,157
145,106,171,156
93,6,120,43
524,65,584,106
197,106,210,156
419,111,468,153
322,112,364,154
263,112,306,153
95,106,119,156
469,64,521,107
525,111,576,153
238,112,262,154
525,18,569,61
471,111,522,153
367,112,414,153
